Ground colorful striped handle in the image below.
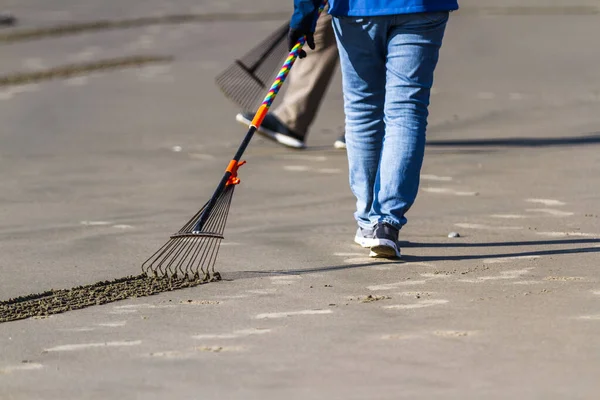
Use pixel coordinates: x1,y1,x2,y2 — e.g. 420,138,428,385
250,1,328,128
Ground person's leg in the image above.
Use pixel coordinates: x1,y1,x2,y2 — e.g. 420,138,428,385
372,12,449,230
272,12,339,137
332,16,388,231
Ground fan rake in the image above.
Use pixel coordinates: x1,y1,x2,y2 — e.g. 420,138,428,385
142,2,327,281
215,21,289,113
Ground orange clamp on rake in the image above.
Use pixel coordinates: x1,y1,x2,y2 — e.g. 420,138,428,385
225,160,247,186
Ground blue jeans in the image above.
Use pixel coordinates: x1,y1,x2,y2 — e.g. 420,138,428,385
332,12,449,231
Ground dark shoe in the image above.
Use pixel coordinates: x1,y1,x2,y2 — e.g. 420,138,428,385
334,134,346,149
0,12,17,27
236,112,306,149
369,223,401,259
354,226,375,248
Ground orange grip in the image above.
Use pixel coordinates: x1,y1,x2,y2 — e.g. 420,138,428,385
251,104,268,128
225,160,238,174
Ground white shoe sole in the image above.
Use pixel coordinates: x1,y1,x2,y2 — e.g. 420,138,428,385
333,140,346,149
369,239,401,259
236,114,305,149
354,236,376,248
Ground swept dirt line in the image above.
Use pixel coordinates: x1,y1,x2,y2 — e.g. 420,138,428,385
0,273,219,324
0,55,173,88
0,12,290,44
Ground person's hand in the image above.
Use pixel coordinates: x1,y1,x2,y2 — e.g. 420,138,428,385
287,28,315,59
288,0,321,58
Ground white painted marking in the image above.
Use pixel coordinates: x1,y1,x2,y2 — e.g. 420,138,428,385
246,289,277,295
172,145,183,152
189,153,216,160
491,214,527,219
270,276,301,280
110,309,138,314
45,340,142,352
317,168,342,174
255,309,332,319
219,242,240,246
0,84,40,100
477,92,496,100
421,174,453,182
592,290,600,295
65,76,89,86
11,84,39,94
112,224,133,229
408,262,435,268
367,281,428,291
513,280,543,285
576,315,600,321
423,187,478,196
455,223,523,230
384,299,449,310
275,155,327,162
483,256,539,264
283,165,310,172
0,363,43,374
113,304,175,310
509,92,525,100
97,321,127,327
80,220,112,226
536,231,599,237
60,327,96,332
192,328,271,340
459,268,532,283
544,276,585,282
270,276,300,284
395,291,436,297
526,208,574,217
420,273,451,279
380,334,421,340
137,65,173,82
213,295,249,299
334,252,364,257
526,198,566,206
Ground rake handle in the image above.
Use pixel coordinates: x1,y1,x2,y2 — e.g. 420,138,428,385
194,1,328,232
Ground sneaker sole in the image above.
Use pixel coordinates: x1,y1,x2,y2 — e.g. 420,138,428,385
354,236,376,248
369,239,401,259
236,114,305,149
333,140,346,149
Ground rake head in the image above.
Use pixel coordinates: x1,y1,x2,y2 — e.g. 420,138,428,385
215,22,289,112
142,180,238,281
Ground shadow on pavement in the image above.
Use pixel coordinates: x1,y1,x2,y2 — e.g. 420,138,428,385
226,237,599,278
426,132,600,148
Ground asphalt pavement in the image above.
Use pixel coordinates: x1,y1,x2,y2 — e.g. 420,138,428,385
1,1,600,399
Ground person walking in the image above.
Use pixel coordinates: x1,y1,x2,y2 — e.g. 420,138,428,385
235,6,346,150
289,0,458,258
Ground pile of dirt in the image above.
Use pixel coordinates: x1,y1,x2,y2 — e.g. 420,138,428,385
0,272,221,324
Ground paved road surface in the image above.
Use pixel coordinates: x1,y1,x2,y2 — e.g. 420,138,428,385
1,1,599,399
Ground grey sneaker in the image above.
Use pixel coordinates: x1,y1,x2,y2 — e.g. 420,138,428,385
236,112,306,149
354,226,375,248
369,223,401,259
334,134,346,149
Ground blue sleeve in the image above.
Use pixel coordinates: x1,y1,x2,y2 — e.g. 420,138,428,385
290,0,322,31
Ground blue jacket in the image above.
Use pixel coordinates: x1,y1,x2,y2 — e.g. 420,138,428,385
291,0,458,30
